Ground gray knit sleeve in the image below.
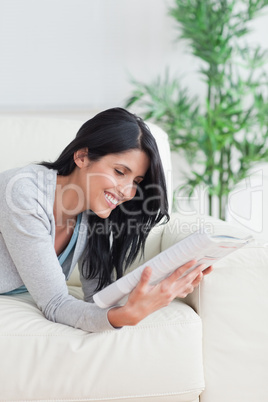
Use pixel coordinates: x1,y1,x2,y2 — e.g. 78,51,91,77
0,169,117,333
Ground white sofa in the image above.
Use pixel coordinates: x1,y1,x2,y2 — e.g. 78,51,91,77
0,115,267,402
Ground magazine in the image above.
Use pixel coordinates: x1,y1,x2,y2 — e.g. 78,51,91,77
93,229,253,308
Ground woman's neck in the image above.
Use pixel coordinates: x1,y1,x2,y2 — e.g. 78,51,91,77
53,172,83,227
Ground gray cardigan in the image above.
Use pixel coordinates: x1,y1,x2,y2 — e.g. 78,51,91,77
0,164,116,332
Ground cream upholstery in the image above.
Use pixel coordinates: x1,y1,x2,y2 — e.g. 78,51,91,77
0,116,203,402
0,115,267,402
0,289,204,401
162,213,268,402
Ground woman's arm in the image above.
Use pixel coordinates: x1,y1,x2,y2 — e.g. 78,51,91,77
108,261,212,327
0,169,115,333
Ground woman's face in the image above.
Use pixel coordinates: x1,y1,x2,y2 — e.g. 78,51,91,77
78,149,150,219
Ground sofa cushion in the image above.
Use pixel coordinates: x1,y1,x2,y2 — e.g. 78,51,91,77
160,212,268,402
0,287,204,402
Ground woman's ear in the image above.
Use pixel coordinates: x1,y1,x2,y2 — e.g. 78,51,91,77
74,148,89,168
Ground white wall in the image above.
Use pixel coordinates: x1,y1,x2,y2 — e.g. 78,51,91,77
1,0,268,239
0,0,207,111
1,0,267,112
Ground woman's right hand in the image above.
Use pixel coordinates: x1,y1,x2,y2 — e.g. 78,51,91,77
107,260,212,328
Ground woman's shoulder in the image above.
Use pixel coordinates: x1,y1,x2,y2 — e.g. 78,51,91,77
0,164,57,186
0,164,57,208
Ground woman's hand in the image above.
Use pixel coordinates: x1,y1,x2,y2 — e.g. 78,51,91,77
107,260,213,328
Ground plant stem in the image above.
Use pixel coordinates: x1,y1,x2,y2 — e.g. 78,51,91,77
207,65,214,218
219,149,224,219
209,193,212,216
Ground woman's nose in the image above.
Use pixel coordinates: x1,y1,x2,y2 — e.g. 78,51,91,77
117,182,135,200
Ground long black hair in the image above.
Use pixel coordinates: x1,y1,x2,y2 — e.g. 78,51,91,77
41,108,169,290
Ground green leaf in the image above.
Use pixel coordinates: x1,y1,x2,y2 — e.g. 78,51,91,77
125,0,268,219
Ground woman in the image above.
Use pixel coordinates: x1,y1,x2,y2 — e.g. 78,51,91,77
0,108,211,332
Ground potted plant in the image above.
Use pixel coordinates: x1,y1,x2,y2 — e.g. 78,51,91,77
125,0,268,220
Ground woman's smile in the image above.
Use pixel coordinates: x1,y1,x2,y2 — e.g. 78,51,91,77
104,191,120,209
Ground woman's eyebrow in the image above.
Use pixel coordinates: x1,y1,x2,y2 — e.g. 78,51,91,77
116,164,145,178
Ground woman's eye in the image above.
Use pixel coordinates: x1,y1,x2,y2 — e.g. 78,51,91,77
114,168,141,186
115,169,124,176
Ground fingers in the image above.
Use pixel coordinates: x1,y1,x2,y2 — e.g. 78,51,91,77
186,264,205,282
167,260,206,285
164,261,205,298
135,262,212,300
203,265,213,275
179,264,213,296
134,266,152,293
167,260,198,282
192,272,203,287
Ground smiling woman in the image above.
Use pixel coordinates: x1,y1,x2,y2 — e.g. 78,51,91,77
0,107,207,332
40,108,168,292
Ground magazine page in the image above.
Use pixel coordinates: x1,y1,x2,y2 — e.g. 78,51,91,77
93,230,253,309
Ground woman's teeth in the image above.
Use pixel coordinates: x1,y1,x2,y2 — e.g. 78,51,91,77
105,192,119,205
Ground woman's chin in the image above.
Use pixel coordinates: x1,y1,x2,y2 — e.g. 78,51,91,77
94,207,113,219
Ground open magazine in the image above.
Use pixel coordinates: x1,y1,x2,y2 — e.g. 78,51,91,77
93,229,253,308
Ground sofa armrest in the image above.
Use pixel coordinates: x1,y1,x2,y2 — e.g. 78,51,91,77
161,212,268,402
198,243,268,402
